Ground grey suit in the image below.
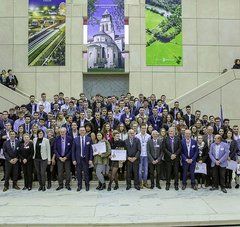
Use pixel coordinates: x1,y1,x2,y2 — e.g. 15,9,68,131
147,139,163,187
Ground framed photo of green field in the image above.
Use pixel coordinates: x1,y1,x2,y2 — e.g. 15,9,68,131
28,0,66,66
145,0,182,66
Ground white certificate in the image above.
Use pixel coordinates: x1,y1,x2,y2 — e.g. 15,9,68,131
111,149,126,161
237,164,240,175
194,163,207,175
227,160,238,171
92,142,106,156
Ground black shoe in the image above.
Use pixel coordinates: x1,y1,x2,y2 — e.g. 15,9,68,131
96,182,102,190
1,177,5,182
47,181,52,189
113,183,119,190
13,185,20,190
99,183,106,191
126,186,131,190
182,185,186,190
135,186,140,190
86,186,89,191
166,185,170,191
77,187,82,192
210,187,219,191
221,188,227,193
107,185,111,191
56,186,63,191
150,185,154,189
235,184,239,189
3,187,8,192
175,186,179,191
22,187,27,190
66,186,71,191
28,187,32,191
192,185,198,191
156,185,161,189
38,186,42,191
42,186,46,191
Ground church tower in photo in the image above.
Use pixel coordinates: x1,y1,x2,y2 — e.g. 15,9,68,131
99,9,115,40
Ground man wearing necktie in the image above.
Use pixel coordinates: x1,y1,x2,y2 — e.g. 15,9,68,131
2,130,20,192
181,130,198,190
163,127,181,191
72,127,93,191
54,128,73,191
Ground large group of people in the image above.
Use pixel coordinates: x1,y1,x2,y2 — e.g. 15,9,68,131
0,92,239,194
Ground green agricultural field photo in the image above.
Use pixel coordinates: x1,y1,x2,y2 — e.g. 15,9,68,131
146,0,182,66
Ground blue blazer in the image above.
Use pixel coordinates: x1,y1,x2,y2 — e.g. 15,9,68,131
209,142,229,167
120,113,135,123
54,135,73,159
148,115,162,131
181,139,198,164
72,136,93,163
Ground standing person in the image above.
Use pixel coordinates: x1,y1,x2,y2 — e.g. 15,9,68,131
196,135,208,189
163,127,181,191
54,128,73,191
108,130,126,191
2,130,21,192
232,125,240,188
72,127,93,191
223,130,238,189
33,130,51,191
125,129,141,190
94,132,111,190
136,124,151,188
209,135,229,193
147,130,163,189
19,133,34,190
181,129,198,190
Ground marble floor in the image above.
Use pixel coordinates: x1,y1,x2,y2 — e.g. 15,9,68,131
0,180,240,226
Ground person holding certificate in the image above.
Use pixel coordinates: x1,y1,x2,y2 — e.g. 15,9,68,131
223,130,238,189
195,135,208,189
125,129,141,190
107,130,126,191
94,132,111,190
209,134,229,193
147,130,163,189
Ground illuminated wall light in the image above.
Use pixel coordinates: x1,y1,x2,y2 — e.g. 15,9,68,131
83,17,88,45
124,17,129,45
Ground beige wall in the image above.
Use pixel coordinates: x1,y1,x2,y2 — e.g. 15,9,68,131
0,0,240,102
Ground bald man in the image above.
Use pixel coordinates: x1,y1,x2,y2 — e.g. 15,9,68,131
181,130,198,190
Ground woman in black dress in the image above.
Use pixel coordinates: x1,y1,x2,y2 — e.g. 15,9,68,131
19,133,34,190
108,130,126,191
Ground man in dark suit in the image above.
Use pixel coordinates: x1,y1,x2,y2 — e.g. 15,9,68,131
106,110,119,130
147,130,163,189
21,115,32,134
91,112,105,134
148,107,162,131
54,127,73,191
72,126,93,191
183,105,195,128
120,106,135,123
125,129,141,190
163,127,182,190
26,95,37,115
181,129,198,190
2,130,20,191
78,112,89,128
169,101,183,120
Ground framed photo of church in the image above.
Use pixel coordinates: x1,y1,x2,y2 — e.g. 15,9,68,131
87,0,125,72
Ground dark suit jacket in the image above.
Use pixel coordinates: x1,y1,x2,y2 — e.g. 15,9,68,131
91,118,105,134
169,108,183,119
0,119,14,130
120,113,135,123
148,115,162,131
163,136,182,162
147,138,163,163
181,139,198,164
19,142,34,161
26,102,37,114
196,143,208,162
106,118,120,130
72,136,93,163
124,137,141,159
3,139,20,161
183,114,195,128
54,135,73,159
223,140,239,161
